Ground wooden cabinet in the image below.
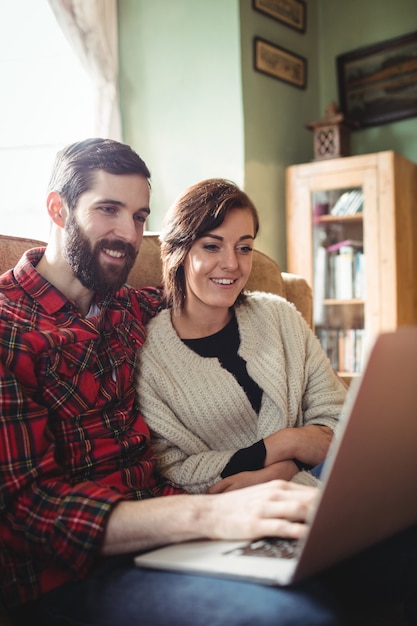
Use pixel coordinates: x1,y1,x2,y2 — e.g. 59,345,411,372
286,151,417,384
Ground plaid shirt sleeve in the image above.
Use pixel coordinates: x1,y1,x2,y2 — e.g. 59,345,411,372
0,325,120,604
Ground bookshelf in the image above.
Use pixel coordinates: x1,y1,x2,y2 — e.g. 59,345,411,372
286,151,417,385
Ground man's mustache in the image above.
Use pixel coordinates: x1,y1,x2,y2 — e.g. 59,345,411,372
98,239,138,262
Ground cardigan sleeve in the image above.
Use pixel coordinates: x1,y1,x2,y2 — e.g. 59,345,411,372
240,294,346,435
136,296,347,494
140,374,271,490
137,370,236,493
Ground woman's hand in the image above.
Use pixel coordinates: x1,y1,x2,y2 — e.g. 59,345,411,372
264,425,333,467
208,460,298,494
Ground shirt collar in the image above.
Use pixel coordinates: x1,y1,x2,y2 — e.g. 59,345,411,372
14,248,75,315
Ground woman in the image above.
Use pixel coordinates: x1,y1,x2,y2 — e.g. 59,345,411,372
136,179,346,494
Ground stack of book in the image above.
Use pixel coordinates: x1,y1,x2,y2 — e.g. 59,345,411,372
330,189,363,216
314,239,364,311
324,239,364,300
317,328,365,374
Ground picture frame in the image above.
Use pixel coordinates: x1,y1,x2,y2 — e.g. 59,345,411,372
254,37,307,89
337,31,417,128
252,0,306,33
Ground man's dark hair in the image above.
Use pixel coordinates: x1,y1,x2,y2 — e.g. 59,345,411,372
48,138,151,211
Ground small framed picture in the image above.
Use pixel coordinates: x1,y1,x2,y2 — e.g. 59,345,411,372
337,31,417,128
254,37,307,89
252,0,306,33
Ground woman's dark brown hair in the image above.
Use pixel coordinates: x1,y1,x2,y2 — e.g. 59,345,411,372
160,178,259,312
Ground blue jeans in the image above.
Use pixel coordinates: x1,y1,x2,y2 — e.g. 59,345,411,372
11,524,417,626
23,558,342,626
310,462,325,478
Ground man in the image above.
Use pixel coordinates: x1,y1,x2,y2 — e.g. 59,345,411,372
0,139,415,626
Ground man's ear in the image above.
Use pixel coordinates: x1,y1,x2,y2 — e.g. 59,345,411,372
46,191,68,227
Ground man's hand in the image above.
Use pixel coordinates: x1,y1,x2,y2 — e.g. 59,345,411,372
204,480,319,541
102,480,319,556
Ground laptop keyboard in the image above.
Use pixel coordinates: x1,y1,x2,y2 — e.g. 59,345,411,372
224,537,301,560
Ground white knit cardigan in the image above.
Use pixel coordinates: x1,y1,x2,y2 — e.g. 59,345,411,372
136,292,347,493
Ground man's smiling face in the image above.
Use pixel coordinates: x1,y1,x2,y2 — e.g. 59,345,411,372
63,170,150,296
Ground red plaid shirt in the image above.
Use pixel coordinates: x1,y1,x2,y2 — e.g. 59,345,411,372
0,249,182,608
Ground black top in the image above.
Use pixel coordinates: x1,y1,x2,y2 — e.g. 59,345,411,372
183,313,263,413
183,313,266,477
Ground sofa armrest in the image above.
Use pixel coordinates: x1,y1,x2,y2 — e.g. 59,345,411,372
282,272,312,328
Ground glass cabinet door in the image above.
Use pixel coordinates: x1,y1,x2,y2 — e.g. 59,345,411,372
311,187,365,378
287,151,417,387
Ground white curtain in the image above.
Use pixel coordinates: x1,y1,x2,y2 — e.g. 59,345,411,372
48,0,122,139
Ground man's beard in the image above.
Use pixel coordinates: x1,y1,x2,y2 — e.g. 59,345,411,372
64,215,138,296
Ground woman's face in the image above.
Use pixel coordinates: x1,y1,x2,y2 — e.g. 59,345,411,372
183,208,256,316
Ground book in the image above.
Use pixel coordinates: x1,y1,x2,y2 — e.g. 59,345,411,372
326,240,364,301
330,190,363,216
354,252,365,299
334,247,354,299
318,328,366,374
313,245,327,325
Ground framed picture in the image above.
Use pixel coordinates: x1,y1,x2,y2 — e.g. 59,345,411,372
252,0,306,33
337,31,417,128
254,37,307,89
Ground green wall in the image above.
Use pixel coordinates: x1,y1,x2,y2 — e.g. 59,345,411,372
118,0,417,269
118,0,244,232
318,0,417,163
239,0,320,266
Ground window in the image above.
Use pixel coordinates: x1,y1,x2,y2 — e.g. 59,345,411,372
0,0,95,240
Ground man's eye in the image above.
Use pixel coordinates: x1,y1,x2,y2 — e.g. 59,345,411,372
134,214,147,223
101,205,117,214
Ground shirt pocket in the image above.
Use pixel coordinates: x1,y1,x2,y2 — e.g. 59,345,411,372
41,341,100,418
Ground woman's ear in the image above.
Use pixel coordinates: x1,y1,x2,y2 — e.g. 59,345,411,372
46,191,67,227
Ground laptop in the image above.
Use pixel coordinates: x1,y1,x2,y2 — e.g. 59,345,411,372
135,327,417,586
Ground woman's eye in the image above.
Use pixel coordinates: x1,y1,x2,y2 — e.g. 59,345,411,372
203,244,219,252
238,245,253,254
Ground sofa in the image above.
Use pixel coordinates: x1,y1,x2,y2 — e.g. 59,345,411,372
0,233,407,625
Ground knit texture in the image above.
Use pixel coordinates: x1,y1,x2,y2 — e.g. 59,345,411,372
136,292,346,493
